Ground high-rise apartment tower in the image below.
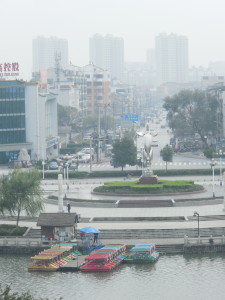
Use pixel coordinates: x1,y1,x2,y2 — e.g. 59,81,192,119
155,33,188,85
32,36,68,72
89,34,124,82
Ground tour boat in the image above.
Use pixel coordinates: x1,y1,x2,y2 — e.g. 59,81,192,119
28,243,77,272
80,243,126,272
124,243,159,263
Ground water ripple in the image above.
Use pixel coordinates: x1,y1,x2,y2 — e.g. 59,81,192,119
1,254,225,300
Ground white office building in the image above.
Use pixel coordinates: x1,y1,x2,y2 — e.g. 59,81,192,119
155,33,188,85
32,36,69,72
89,34,124,82
0,80,58,164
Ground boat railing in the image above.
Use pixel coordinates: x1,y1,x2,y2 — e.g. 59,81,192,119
184,235,225,245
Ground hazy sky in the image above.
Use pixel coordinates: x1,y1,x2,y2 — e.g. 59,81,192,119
1,0,225,79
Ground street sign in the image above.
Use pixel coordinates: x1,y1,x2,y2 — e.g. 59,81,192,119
124,114,139,122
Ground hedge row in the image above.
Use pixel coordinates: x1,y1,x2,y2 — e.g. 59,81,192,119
41,168,223,179
94,185,204,194
104,179,194,188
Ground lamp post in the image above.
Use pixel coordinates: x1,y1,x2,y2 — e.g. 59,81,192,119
209,159,216,198
193,211,200,237
65,162,69,185
223,172,225,211
42,160,45,180
90,137,93,173
219,149,223,186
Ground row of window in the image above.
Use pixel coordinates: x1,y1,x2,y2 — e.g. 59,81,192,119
0,130,26,144
87,82,103,86
0,115,25,129
0,87,25,99
0,100,25,114
87,89,104,94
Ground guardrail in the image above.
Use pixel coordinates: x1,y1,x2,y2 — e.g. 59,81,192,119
0,237,55,247
184,235,225,245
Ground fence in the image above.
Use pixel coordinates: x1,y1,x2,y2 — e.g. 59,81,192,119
184,235,225,245
0,237,55,247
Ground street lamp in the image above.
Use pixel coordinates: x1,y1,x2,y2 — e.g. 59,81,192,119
65,162,69,185
42,160,45,180
193,211,200,237
223,172,225,212
209,159,216,198
90,137,93,173
219,149,223,186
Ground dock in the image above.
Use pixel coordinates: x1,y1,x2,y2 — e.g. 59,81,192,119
59,255,86,272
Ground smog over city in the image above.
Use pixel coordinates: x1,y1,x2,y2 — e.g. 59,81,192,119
1,0,225,79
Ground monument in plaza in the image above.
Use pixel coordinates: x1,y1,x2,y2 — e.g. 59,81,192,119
137,124,158,184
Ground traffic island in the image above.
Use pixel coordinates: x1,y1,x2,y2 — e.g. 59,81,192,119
93,179,205,195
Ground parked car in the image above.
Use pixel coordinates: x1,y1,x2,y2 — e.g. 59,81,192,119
8,160,22,169
22,160,33,168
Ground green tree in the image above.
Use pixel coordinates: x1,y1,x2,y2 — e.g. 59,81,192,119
203,146,214,159
160,145,173,171
0,284,62,299
111,137,137,171
163,89,220,145
0,169,44,226
57,104,78,127
82,114,114,132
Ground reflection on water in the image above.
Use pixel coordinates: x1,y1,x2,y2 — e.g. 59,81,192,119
1,254,225,300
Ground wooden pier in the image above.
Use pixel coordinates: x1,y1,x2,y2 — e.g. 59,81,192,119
59,255,86,272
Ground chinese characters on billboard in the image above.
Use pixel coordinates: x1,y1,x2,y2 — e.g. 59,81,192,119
0,62,19,77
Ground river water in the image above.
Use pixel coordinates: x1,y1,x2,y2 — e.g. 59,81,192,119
1,254,225,300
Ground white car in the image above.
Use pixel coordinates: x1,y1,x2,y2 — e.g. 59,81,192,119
152,140,159,147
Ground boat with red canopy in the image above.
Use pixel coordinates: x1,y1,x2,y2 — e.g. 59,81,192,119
80,244,126,272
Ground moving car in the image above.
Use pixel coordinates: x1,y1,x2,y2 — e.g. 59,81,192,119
49,161,58,170
68,164,77,171
152,140,159,147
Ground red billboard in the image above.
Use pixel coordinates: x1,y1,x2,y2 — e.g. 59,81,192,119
0,62,19,77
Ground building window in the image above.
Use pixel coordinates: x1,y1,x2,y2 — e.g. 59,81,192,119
94,74,103,78
93,82,102,86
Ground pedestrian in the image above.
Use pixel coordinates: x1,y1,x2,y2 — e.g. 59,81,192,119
93,232,98,244
80,232,85,240
67,202,71,213
67,184,69,192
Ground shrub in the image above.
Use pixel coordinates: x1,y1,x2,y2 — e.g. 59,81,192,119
11,226,27,236
0,225,27,236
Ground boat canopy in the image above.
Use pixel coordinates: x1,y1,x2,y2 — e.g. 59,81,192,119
130,246,153,252
85,253,112,260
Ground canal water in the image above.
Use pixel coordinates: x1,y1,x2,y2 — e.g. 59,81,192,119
1,254,225,300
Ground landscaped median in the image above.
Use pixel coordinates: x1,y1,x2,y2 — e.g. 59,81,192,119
93,180,204,195
42,168,224,179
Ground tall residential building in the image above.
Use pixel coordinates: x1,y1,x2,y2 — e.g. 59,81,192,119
32,36,69,72
155,33,188,85
89,34,124,82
